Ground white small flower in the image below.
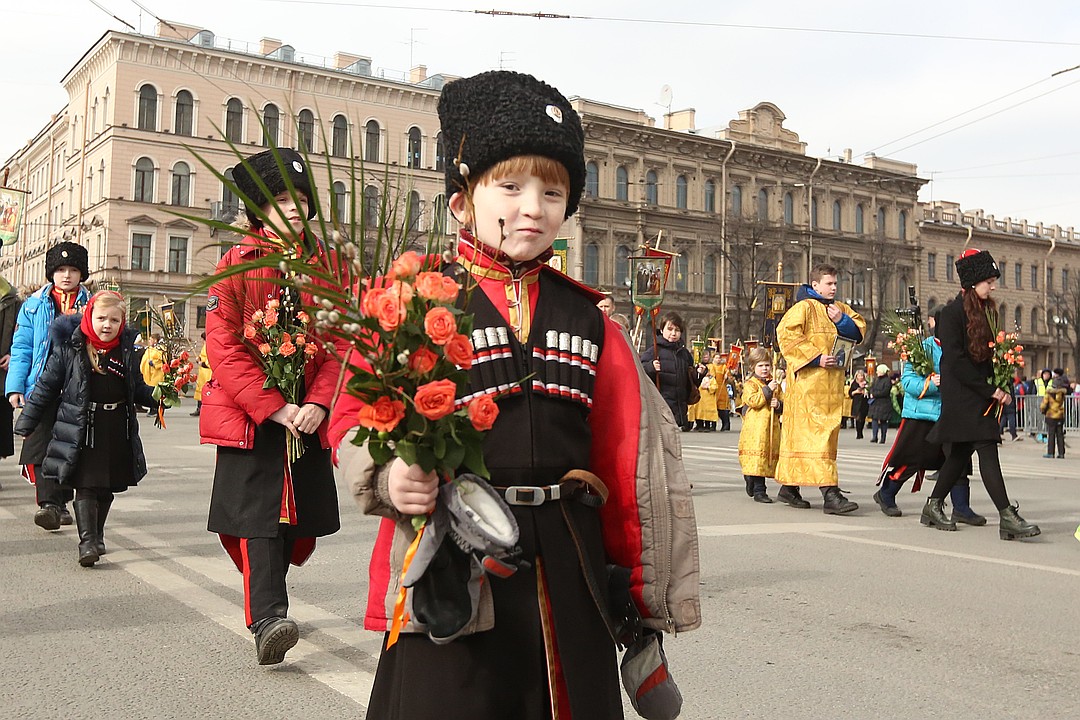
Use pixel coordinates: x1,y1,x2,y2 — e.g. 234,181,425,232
458,162,470,178
316,310,329,321
278,261,289,273
321,298,334,309
397,350,410,365
328,311,341,324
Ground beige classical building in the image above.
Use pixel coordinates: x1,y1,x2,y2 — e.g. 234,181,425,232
1,21,455,337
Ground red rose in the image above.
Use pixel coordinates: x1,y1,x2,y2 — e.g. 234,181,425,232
467,395,499,431
408,346,439,376
413,379,457,420
358,396,406,433
180,351,190,361
279,342,297,357
424,307,457,345
443,333,473,369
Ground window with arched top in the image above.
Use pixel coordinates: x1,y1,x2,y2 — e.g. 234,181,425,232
365,120,381,162
262,104,279,147
364,185,380,228
704,180,716,213
297,110,315,153
783,192,794,225
583,243,600,286
432,194,448,235
833,200,842,230
645,171,658,205
175,90,194,136
877,206,886,237
1015,305,1023,330
137,84,157,131
615,166,629,201
855,204,865,234
435,133,445,172
731,185,742,217
133,157,154,202
674,252,688,292
170,162,190,206
704,254,717,294
222,167,239,217
407,127,422,169
615,245,631,288
585,161,599,198
757,188,768,221
225,98,244,142
1031,308,1040,334
811,199,818,229
332,181,347,224
928,297,939,314
675,175,688,209
407,190,422,231
898,210,907,241
332,116,349,158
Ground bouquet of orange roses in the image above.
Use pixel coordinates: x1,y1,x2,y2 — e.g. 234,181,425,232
154,349,198,410
884,317,934,378
243,296,318,461
987,328,1025,390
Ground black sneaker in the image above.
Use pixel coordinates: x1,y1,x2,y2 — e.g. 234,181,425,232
34,504,62,531
252,617,299,665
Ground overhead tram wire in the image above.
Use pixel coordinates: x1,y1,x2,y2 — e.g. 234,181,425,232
87,0,136,31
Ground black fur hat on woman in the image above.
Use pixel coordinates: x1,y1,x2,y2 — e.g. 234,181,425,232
954,248,1000,289
45,242,89,282
232,148,316,227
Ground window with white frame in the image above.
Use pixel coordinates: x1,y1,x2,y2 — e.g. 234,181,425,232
171,162,191,206
262,104,280,147
332,181,347,224
675,175,688,209
138,84,157,131
332,115,349,158
175,90,194,136
167,236,189,273
365,120,381,163
406,127,422,169
131,232,152,270
432,194,448,235
435,133,445,172
133,157,154,202
225,98,244,142
615,166,629,201
297,110,315,153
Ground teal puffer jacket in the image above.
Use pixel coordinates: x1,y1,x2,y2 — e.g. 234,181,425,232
900,338,942,421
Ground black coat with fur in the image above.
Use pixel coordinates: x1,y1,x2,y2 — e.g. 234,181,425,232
15,315,156,485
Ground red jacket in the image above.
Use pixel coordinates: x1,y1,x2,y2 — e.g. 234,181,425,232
200,233,349,449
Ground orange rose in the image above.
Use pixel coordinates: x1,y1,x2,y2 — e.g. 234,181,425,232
304,343,318,357
258,343,272,355
408,346,439,376
443,333,474,369
281,332,292,344
988,341,995,348
297,311,311,325
373,291,408,332
264,310,279,328
243,324,257,340
251,310,265,323
280,341,297,357
387,280,415,304
1015,344,1024,352
440,276,461,302
467,395,499,431
295,334,306,345
413,379,458,420
424,307,457,345
358,396,406,433
391,251,423,280
267,299,280,311
361,287,385,318
415,272,446,301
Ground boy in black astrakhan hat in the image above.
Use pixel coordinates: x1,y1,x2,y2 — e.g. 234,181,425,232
201,148,347,664
329,71,700,720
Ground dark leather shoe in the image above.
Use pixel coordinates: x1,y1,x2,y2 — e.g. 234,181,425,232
999,505,1040,541
59,506,74,526
252,617,299,665
34,504,62,531
777,486,811,509
753,493,773,504
822,487,859,515
920,498,956,531
873,490,902,517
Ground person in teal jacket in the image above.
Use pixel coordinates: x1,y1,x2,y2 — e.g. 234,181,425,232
874,317,985,522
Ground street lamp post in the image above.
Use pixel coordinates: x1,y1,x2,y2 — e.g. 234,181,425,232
1052,314,1069,367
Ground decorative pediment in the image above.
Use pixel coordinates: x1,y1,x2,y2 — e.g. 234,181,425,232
126,214,160,226
720,102,807,155
164,218,199,231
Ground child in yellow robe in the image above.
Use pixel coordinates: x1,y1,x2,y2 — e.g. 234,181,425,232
738,348,783,503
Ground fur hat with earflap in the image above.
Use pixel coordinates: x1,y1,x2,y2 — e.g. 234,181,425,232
45,242,89,282
232,148,316,228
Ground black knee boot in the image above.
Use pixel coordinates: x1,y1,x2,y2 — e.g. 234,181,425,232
74,499,100,567
95,495,113,556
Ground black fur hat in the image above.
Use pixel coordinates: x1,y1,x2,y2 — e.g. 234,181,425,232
437,71,585,219
232,148,316,226
45,242,89,282
955,249,1000,288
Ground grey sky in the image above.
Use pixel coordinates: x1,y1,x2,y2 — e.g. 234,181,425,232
5,1,1080,228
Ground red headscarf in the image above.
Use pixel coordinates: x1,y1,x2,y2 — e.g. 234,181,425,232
80,291,126,353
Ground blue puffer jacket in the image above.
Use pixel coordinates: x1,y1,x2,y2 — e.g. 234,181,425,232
4,284,90,400
900,337,942,421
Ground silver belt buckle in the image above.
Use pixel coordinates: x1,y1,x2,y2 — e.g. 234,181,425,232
504,485,548,506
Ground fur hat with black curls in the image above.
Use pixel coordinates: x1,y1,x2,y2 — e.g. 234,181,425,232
232,148,316,227
45,242,89,282
437,71,586,219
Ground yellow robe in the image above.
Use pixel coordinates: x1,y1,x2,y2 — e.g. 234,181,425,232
195,343,213,400
775,298,866,487
693,368,720,422
738,376,783,477
140,345,166,387
714,364,732,411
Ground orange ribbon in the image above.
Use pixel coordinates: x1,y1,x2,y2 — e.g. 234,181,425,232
386,518,427,650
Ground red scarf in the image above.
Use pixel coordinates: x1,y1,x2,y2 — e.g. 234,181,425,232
79,291,125,353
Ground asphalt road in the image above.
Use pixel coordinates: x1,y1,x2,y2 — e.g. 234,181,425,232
2,412,1078,720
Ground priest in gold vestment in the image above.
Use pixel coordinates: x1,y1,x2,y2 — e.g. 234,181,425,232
775,264,866,514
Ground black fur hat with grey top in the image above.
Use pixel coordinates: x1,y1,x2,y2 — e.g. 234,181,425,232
437,70,586,218
45,242,89,282
955,249,1000,289
232,148,316,227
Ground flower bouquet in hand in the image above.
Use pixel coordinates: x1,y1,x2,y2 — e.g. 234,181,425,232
987,329,1025,391
242,297,318,462
884,315,933,377
153,350,198,423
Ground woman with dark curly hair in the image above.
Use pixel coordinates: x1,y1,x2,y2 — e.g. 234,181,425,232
922,249,1040,540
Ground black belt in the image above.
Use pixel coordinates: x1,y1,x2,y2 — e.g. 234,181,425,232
493,471,608,508
89,401,123,411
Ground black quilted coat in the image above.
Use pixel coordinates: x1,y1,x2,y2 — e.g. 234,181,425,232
15,315,156,486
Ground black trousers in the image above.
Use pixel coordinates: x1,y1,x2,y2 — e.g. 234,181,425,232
930,441,1010,510
1046,418,1065,457
32,465,73,508
241,526,297,628
719,408,731,431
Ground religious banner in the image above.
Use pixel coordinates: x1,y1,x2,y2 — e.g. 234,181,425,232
691,337,705,363
0,187,28,246
761,282,797,347
629,247,677,312
726,343,743,371
547,237,569,273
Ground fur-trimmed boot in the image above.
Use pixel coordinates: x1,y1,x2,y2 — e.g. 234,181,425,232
74,499,100,567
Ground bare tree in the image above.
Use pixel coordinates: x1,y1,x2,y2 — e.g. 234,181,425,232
1049,271,1080,370
720,217,784,343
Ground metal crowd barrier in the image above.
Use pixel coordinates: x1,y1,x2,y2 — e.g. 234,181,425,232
1014,394,1080,432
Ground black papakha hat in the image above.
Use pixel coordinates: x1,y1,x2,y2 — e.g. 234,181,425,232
232,148,316,226
437,71,586,219
45,242,89,282
955,249,1000,289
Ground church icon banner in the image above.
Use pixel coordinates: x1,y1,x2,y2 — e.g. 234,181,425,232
761,282,797,347
0,187,28,246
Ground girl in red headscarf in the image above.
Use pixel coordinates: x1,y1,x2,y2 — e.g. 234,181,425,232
15,291,157,566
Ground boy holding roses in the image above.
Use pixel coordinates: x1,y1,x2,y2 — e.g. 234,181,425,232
331,71,700,719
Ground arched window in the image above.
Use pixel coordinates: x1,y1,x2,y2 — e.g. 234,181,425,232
877,206,886,237
133,157,154,202
704,254,717,294
615,166,629,201
833,200,842,230
811,198,819,229
704,179,716,213
365,120,381,162
435,133,445,172
225,98,244,142
222,167,239,217
363,185,379,228
262,104,280,147
998,303,1006,325
1015,305,1023,330
174,90,194,136
332,115,349,158
615,245,631,289
137,84,157,131
585,162,599,198
432,194,448,235
675,175,688,209
674,252,688,292
583,243,600,286
645,170,658,205
297,110,315,153
170,162,190,206
407,190,422,231
1031,308,1040,334
757,188,768,221
331,181,347,224
731,185,742,217
783,192,794,225
407,127,422,168
898,210,907,241
855,204,865,234
928,297,939,314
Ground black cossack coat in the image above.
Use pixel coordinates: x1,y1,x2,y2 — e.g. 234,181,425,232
15,315,156,485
